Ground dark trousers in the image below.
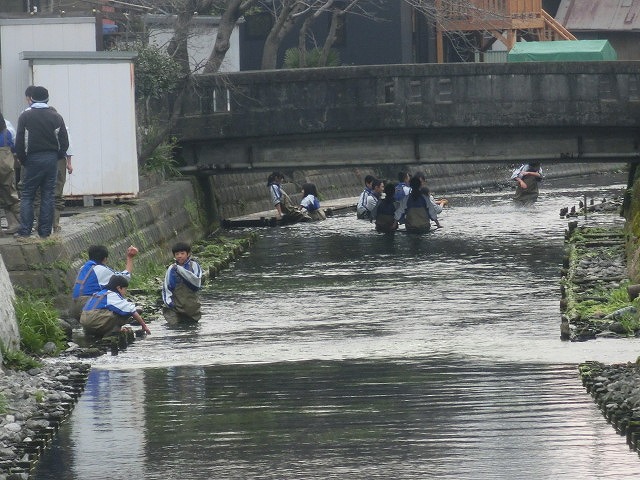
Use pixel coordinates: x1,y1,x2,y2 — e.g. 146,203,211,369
18,151,58,237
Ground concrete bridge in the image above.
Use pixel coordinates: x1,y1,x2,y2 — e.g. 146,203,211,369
174,62,640,172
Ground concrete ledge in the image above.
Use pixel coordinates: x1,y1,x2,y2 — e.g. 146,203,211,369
0,179,205,300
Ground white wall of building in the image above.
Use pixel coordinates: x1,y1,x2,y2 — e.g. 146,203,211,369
0,18,96,125
144,15,240,73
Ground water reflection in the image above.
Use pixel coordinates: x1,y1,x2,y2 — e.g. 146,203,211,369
37,359,640,480
34,174,640,479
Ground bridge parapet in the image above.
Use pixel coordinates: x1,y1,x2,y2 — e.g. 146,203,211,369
175,62,640,170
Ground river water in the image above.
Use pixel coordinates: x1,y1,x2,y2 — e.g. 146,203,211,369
34,173,640,479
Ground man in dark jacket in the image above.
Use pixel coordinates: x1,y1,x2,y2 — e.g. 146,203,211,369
15,86,69,239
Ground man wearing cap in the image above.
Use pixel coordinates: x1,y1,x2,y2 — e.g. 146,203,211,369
14,85,69,239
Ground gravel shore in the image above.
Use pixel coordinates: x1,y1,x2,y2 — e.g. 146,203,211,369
0,360,90,479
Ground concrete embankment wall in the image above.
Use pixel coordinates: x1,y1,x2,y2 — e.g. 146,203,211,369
208,162,626,219
0,255,20,359
0,178,205,317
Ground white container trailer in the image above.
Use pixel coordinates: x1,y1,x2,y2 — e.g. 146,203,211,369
21,51,139,199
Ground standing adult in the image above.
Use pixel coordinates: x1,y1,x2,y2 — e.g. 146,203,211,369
22,85,74,233
14,86,69,239
0,113,21,234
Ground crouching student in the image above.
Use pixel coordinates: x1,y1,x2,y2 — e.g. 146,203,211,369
300,183,326,221
70,244,138,320
374,182,398,233
267,172,309,222
80,275,150,338
162,242,203,325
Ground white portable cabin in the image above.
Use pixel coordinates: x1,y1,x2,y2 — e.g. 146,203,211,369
0,17,139,200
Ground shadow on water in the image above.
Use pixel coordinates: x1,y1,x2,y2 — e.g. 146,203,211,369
33,172,640,479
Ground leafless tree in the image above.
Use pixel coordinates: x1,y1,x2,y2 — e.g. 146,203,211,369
257,0,385,70
203,0,258,73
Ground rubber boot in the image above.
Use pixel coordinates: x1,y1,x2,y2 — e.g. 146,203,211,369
5,209,20,235
53,210,61,233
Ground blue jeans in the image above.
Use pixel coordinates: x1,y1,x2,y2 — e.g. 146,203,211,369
19,151,58,237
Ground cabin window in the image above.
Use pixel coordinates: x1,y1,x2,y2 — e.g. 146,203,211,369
382,81,395,104
409,80,422,103
213,87,231,113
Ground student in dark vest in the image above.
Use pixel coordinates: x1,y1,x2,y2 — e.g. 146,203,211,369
404,176,440,234
374,182,399,233
162,242,203,325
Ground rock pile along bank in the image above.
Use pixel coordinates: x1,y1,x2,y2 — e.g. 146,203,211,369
0,361,90,479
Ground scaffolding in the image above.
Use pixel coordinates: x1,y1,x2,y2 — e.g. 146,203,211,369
435,0,576,62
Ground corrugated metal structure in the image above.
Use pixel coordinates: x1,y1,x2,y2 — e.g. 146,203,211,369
555,0,640,59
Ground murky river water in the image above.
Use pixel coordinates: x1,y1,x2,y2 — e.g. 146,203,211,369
34,173,640,479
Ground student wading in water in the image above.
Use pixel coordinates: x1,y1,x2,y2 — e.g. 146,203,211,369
162,242,203,325
80,275,150,338
403,176,441,234
299,182,326,221
267,171,309,222
511,162,543,205
373,182,399,233
70,244,138,320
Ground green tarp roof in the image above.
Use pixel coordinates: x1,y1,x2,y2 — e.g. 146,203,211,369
507,40,617,62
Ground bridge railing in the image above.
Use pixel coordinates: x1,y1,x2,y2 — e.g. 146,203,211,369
178,62,640,141
173,62,640,169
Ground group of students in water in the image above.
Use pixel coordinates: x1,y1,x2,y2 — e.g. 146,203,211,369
357,171,447,233
267,170,447,233
71,242,203,339
266,162,542,231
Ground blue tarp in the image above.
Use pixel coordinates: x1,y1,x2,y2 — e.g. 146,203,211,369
102,23,118,35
